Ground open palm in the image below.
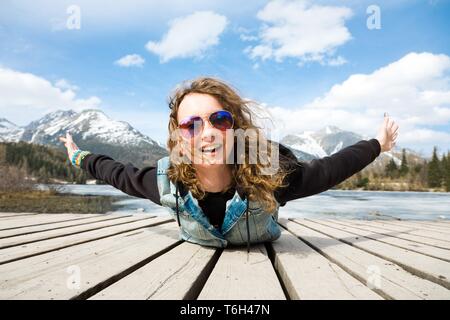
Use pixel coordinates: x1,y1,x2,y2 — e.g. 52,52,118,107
59,132,80,161
375,113,399,153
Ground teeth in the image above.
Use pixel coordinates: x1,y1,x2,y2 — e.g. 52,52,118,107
202,144,221,152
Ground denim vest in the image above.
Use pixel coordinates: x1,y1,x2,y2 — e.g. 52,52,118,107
156,156,282,250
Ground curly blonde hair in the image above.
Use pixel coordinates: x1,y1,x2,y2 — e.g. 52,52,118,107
166,76,293,213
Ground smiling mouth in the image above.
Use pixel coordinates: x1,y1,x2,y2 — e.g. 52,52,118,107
200,144,222,154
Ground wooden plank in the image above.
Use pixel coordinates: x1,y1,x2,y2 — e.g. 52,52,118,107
0,214,105,230
394,221,450,232
291,218,450,290
198,244,285,300
0,213,40,219
406,221,450,230
331,219,450,250
279,219,450,299
0,221,181,299
374,220,449,239
90,242,218,300
0,214,133,239
0,212,40,215
270,228,382,300
0,214,152,249
314,219,450,262
367,220,450,243
0,213,100,222
0,216,173,264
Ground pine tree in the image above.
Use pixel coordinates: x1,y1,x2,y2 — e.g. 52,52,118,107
427,146,442,188
0,144,6,166
399,148,409,177
22,157,30,176
444,151,450,192
385,159,398,179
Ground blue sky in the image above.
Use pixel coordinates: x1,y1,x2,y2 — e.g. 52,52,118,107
1,0,449,157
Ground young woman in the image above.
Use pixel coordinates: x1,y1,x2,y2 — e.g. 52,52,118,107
60,77,399,253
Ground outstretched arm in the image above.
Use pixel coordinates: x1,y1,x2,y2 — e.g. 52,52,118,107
275,114,399,204
59,132,161,205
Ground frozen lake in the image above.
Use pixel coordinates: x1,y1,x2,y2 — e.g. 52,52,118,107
36,184,450,221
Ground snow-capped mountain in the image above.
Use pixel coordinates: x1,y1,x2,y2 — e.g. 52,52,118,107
280,125,425,171
0,109,168,167
1,113,427,170
0,118,25,142
281,126,364,158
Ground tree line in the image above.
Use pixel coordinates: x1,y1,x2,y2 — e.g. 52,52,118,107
0,141,449,193
0,141,96,192
339,147,450,192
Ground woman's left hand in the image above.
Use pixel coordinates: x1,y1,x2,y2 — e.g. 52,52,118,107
375,113,399,153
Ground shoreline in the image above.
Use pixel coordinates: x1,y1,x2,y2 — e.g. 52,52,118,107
46,181,449,194
0,190,122,214
332,188,450,194
2,185,448,215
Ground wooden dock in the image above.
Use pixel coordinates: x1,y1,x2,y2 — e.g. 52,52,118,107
0,211,449,300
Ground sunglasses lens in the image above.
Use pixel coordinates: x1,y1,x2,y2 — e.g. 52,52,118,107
179,117,203,138
210,110,234,131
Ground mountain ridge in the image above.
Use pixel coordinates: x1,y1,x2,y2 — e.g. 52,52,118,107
0,108,168,167
0,110,428,169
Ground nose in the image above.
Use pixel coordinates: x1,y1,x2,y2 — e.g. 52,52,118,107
201,119,217,142
202,118,229,145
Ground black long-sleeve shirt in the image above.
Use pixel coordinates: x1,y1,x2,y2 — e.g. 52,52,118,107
80,139,381,227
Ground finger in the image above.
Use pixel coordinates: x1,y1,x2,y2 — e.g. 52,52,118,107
393,123,399,131
392,129,398,136
390,122,397,132
387,118,395,129
59,137,66,142
392,132,398,140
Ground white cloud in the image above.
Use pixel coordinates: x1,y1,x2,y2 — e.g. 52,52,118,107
55,78,79,91
266,52,450,157
402,128,450,145
240,34,258,42
0,67,101,124
326,55,347,66
245,0,353,66
114,54,145,67
305,52,450,124
145,11,228,63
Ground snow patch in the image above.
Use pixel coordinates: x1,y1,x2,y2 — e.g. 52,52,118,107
289,132,328,157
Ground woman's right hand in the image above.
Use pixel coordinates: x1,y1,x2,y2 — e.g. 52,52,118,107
59,132,80,161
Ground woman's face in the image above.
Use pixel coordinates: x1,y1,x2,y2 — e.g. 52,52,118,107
177,93,233,166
